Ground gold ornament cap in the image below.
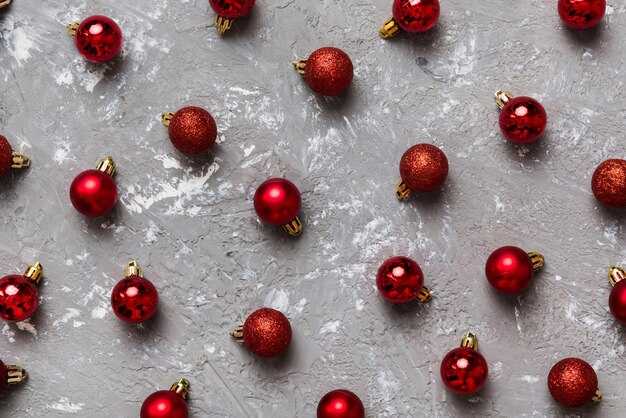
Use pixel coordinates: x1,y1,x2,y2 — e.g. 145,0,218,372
0,0,12,9
230,325,245,345
379,17,400,39
23,262,43,284
161,112,175,127
215,16,233,35
495,90,514,109
282,216,303,237
5,364,28,385
292,59,307,75
396,180,412,201
169,379,190,399
124,261,143,278
66,21,80,37
96,157,116,177
11,151,31,169
608,266,625,287
528,252,545,271
460,331,479,350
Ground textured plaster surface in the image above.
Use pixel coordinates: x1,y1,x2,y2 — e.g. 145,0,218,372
0,0,625,417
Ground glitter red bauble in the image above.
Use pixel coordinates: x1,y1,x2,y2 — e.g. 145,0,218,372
0,135,14,177
591,159,626,208
209,0,256,19
485,246,535,294
609,280,626,324
140,390,188,418
243,308,292,357
111,276,159,324
399,144,448,192
0,275,39,322
499,97,547,143
440,347,489,395
392,0,440,33
168,107,217,155
558,0,606,29
548,358,598,407
317,389,365,418
74,16,123,62
253,178,301,225
376,256,425,303
70,169,118,217
304,47,354,97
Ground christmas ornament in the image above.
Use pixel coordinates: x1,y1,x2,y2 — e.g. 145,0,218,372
495,90,547,144
440,332,488,395
379,0,440,39
293,47,354,97
396,143,448,200
376,256,431,303
161,106,218,155
230,307,292,358
558,0,606,30
0,359,27,393
548,358,601,407
67,16,123,62
209,0,256,35
591,159,626,208
608,265,626,324
254,178,303,236
0,1,11,10
317,389,365,418
141,379,190,418
485,246,544,294
0,135,30,177
70,157,118,217
111,261,158,324
0,262,43,322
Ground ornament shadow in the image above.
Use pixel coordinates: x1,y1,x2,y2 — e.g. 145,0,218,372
0,167,30,194
80,206,121,235
562,24,606,48
385,26,442,52
446,385,496,414
596,203,626,220
119,308,166,342
404,187,446,213
501,134,551,166
313,87,357,113
378,296,432,328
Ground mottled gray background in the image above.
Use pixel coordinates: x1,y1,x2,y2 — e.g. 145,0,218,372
0,0,624,417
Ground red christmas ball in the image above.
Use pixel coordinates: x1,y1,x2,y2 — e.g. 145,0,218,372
558,0,606,29
440,347,489,395
548,358,598,407
74,16,123,62
141,390,188,418
168,107,217,155
317,389,365,418
609,280,626,324
399,144,448,192
392,0,440,33
0,135,14,177
376,256,425,303
254,178,301,225
209,0,256,19
499,96,547,143
485,246,535,294
70,169,118,217
111,276,159,324
0,275,39,322
243,308,292,357
303,47,353,97
591,159,626,208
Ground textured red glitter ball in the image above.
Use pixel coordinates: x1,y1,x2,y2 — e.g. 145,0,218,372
392,0,440,33
548,358,598,407
0,275,39,322
111,276,159,324
376,256,425,303
558,0,606,29
209,0,256,19
70,169,118,217
304,47,354,96
317,389,365,418
399,144,448,192
253,178,301,225
485,246,535,294
168,107,217,155
74,15,123,62
0,359,7,392
440,347,489,395
243,308,292,357
0,135,14,177
499,96,547,143
140,390,188,418
609,280,626,324
591,159,626,208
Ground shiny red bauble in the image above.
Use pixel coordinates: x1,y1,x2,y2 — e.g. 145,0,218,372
548,358,599,407
393,0,440,33
141,390,188,418
70,169,118,217
609,280,626,324
499,96,547,143
74,16,123,62
591,159,626,208
485,246,535,294
167,106,217,155
558,0,606,30
209,0,256,19
111,276,158,324
317,389,365,418
399,144,448,193
376,256,424,303
440,347,489,395
242,308,292,357
254,178,301,225
0,275,39,322
303,47,354,96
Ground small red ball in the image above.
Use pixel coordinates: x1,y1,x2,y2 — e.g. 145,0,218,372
317,389,365,418
253,178,301,225
243,308,292,357
376,256,425,303
70,169,118,217
0,135,14,177
304,47,354,96
440,347,489,395
168,107,217,155
0,359,7,392
74,16,123,62
609,280,626,324
111,276,159,324
140,390,188,418
485,246,534,294
209,0,256,19
392,0,440,33
558,0,606,30
499,96,547,144
591,159,626,208
548,358,598,407
0,275,39,322
399,144,448,192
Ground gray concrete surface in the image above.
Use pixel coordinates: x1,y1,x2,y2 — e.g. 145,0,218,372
0,0,625,417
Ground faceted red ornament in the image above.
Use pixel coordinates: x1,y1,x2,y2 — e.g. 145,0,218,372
498,96,547,144
441,347,488,395
209,0,256,19
141,379,190,418
398,143,448,195
111,262,158,324
591,159,626,208
300,47,354,97
70,158,118,217
548,358,599,407
234,308,292,358
392,0,440,33
254,178,301,225
167,106,217,155
485,246,541,294
317,389,365,418
0,263,42,322
0,134,30,176
376,256,425,303
558,0,606,30
74,16,123,62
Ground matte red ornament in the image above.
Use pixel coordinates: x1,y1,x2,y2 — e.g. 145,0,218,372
440,332,488,395
294,47,354,97
141,379,190,418
231,307,292,358
254,178,303,236
69,16,123,62
162,106,218,155
396,143,448,200
0,359,27,393
209,0,256,34
0,263,43,322
376,256,431,303
591,159,626,208
379,0,440,38
548,358,601,407
70,157,118,217
317,389,365,418
111,261,158,324
608,266,626,324
485,246,544,294
495,90,547,144
558,0,606,29
0,134,30,176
